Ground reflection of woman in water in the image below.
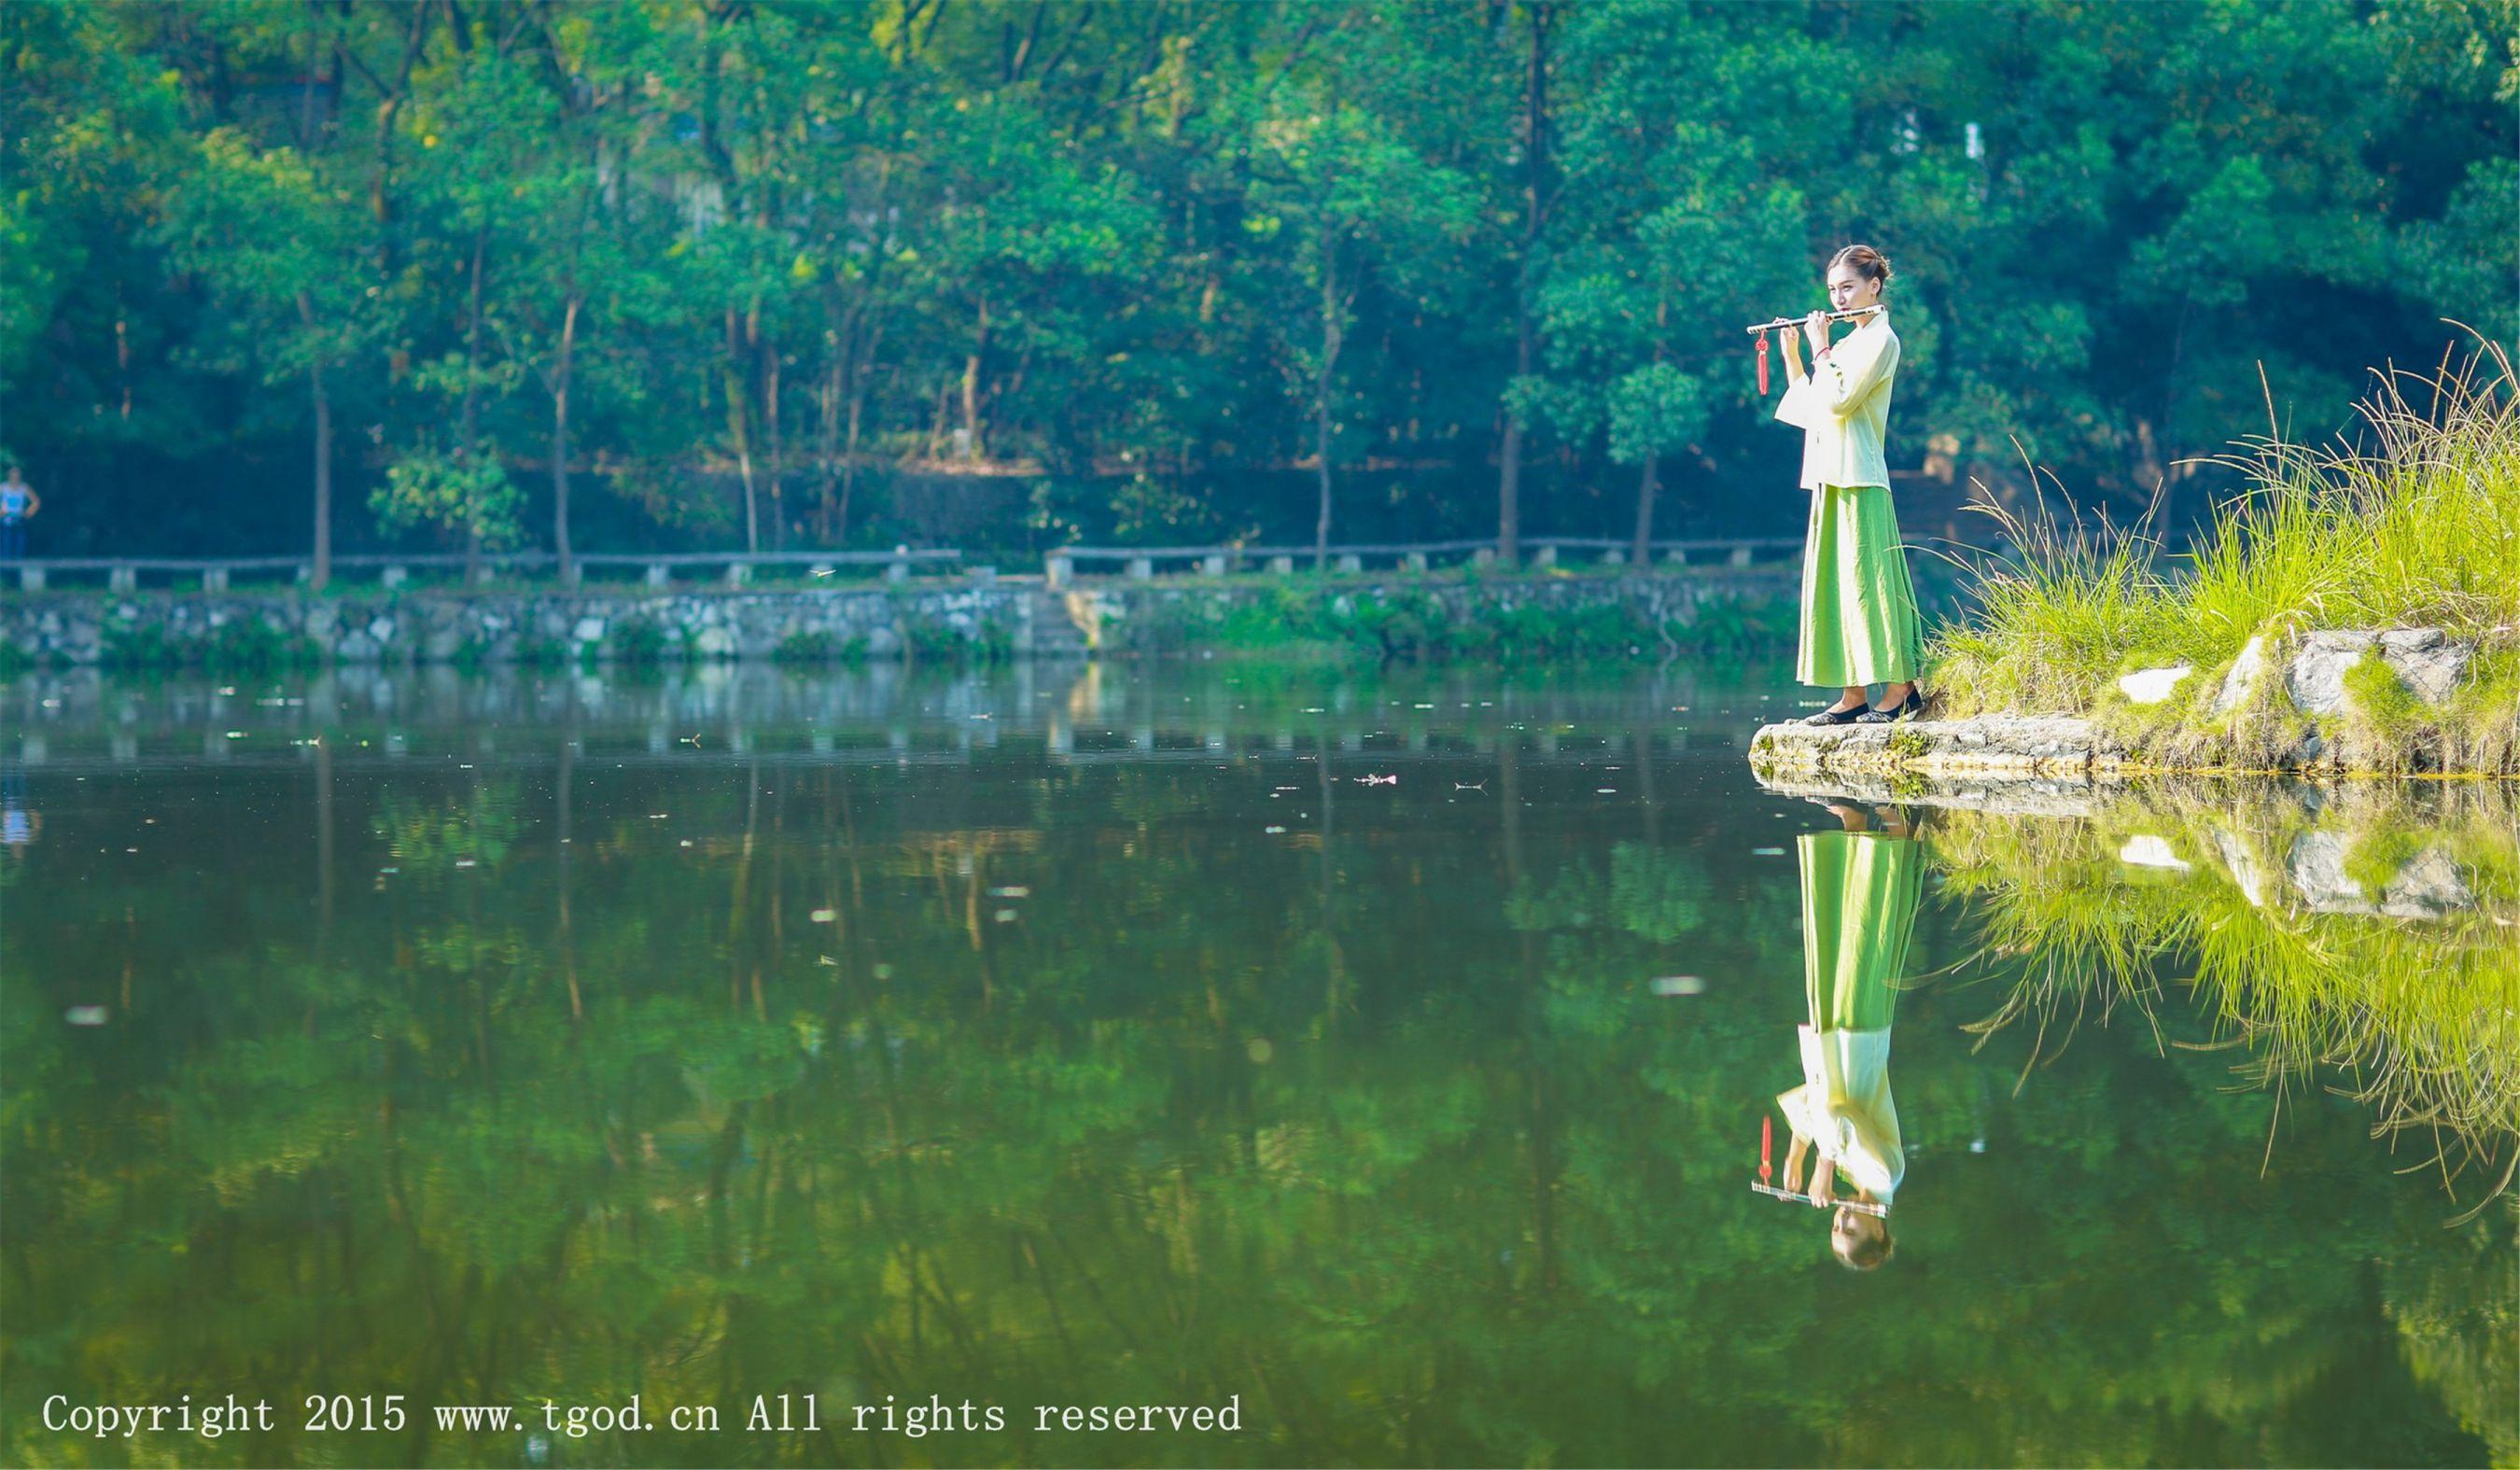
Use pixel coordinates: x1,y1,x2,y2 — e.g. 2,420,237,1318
1778,801,1920,1269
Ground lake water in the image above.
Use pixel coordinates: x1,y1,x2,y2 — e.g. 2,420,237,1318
2,661,2512,1467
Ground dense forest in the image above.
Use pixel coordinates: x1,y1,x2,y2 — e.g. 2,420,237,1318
2,0,2511,574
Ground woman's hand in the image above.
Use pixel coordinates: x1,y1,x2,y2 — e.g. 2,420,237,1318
1802,309,1831,355
1808,1156,1838,1207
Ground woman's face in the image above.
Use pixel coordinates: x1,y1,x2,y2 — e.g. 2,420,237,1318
1827,265,1881,313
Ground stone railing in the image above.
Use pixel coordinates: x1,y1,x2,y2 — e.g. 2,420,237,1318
1043,537,1799,587
3,536,1800,595
3,549,963,593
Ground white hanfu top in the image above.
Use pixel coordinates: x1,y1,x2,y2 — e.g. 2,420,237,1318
1773,308,1900,491
1775,1022,1905,1204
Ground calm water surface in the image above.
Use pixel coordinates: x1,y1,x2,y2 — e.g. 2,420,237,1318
2,662,2512,1467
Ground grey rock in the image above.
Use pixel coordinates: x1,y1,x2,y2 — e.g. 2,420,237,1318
2286,626,2470,714
2213,635,2268,715
2287,831,2371,911
2383,848,2472,917
2118,663,2191,705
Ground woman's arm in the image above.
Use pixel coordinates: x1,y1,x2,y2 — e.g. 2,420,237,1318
1810,329,1897,417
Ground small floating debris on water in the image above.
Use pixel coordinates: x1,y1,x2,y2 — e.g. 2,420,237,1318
1414,703,1435,709
987,885,1030,899
648,812,669,819
65,1006,109,1026
1649,976,1706,997
1264,825,1287,834
1302,707,1326,713
817,955,838,966
379,866,398,875
217,686,236,695
454,858,476,869
679,840,693,848
810,908,837,923
1752,847,1785,856
1596,788,1617,794
224,730,245,739
1353,774,1396,786
872,963,895,981
1455,782,1486,791
993,908,1017,923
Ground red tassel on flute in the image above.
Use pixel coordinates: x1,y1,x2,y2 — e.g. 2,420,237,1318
1759,1114,1773,1185
1757,332,1771,395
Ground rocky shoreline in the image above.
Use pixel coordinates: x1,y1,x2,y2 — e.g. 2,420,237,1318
1751,624,2513,779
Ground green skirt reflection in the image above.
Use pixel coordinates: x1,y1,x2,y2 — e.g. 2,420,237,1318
1799,828,1919,1033
1776,829,1922,1215
1798,483,1924,687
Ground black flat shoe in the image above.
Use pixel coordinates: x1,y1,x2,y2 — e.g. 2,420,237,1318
1855,688,1925,724
1801,703,1867,726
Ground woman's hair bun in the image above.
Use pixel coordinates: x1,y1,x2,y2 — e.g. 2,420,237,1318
1829,244,1892,288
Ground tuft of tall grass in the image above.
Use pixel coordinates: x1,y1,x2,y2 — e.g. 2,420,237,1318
1927,332,2520,719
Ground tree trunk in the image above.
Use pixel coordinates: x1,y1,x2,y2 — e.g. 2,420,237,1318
300,291,333,592
1314,231,1342,569
961,294,991,461
553,289,579,582
1498,1,1551,567
1630,453,1659,567
461,228,487,578
762,314,783,551
726,305,760,554
816,287,845,542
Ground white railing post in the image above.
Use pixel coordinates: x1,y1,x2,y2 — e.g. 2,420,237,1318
886,545,911,583
109,565,135,592
1045,554,1071,589
1127,556,1153,581
645,563,671,589
203,567,229,593
1728,545,1753,567
382,565,409,589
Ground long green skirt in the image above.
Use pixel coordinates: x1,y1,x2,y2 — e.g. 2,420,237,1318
1799,830,1921,1032
1799,483,1924,687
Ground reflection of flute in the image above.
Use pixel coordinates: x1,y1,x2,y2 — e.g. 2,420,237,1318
1756,1114,1889,1216
1752,1183,1890,1217
1743,304,1884,336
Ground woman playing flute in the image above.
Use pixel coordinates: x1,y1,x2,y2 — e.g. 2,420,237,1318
1773,245,1926,724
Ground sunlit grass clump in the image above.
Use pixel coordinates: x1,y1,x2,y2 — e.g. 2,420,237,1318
1928,335,2520,769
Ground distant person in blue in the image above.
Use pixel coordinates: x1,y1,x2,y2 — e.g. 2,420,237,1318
0,466,38,561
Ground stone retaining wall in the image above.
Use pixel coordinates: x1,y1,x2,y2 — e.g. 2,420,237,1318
0,568,1796,666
